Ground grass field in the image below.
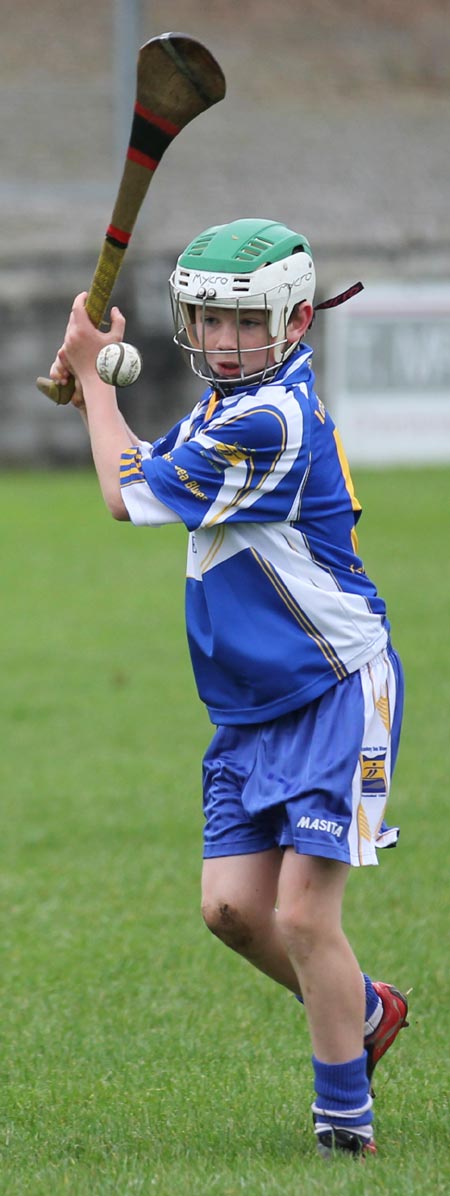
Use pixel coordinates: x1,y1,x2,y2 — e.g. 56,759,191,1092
1,467,449,1195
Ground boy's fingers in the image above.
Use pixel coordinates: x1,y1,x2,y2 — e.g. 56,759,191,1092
49,350,70,382
109,306,126,340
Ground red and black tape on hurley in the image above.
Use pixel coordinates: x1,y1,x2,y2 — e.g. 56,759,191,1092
36,33,226,404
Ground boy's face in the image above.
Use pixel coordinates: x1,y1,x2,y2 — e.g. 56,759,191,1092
193,306,277,383
192,302,313,384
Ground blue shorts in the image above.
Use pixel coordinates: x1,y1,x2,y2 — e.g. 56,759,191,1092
202,646,404,867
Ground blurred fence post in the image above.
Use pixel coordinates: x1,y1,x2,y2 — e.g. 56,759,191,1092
114,0,142,177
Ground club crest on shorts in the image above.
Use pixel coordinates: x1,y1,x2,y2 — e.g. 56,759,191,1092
360,752,387,796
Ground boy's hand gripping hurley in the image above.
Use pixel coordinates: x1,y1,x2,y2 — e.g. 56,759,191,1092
36,33,226,405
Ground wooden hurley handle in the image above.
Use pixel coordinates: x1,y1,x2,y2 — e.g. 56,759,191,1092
36,33,226,405
36,241,127,403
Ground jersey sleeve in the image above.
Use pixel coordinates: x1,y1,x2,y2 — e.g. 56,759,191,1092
138,386,307,531
120,446,183,525
119,416,191,526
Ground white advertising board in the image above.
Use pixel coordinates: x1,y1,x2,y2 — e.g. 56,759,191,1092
324,284,450,465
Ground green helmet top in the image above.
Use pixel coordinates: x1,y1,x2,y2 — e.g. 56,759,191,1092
169,216,316,389
178,218,313,276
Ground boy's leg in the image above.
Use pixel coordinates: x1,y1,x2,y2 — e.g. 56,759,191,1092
203,845,375,1154
276,848,364,1061
276,847,374,1155
202,851,408,1076
204,846,366,1062
201,848,301,992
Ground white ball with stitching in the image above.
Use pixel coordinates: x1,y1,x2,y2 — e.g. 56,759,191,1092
96,342,142,387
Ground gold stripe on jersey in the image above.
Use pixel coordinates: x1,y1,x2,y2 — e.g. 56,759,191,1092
120,448,146,487
333,426,362,554
205,390,219,422
251,549,348,681
206,407,288,526
200,525,226,573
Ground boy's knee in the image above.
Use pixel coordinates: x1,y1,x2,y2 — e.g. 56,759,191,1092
276,904,318,962
201,899,255,953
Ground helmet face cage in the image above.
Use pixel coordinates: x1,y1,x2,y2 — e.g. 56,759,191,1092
169,284,297,390
168,218,315,391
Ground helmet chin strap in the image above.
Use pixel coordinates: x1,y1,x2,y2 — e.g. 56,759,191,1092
273,337,299,366
314,281,364,311
275,282,364,354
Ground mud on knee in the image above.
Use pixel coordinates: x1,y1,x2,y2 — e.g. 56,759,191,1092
201,900,255,953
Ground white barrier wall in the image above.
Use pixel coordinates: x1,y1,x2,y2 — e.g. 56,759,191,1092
325,285,450,465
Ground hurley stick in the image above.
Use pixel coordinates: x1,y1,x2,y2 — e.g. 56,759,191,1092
36,33,226,404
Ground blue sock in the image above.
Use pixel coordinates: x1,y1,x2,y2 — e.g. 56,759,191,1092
363,973,380,1021
312,1053,373,1139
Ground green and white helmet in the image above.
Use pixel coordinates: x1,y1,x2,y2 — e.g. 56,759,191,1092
169,217,315,388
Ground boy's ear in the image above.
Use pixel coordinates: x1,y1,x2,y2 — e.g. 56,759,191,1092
286,301,314,342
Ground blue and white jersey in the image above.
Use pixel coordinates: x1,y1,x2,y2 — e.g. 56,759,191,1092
120,345,389,724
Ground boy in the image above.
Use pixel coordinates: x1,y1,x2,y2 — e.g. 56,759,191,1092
51,218,408,1158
